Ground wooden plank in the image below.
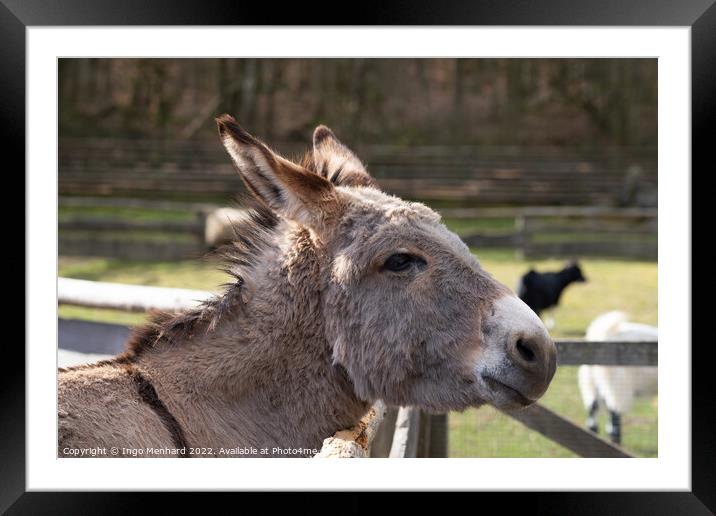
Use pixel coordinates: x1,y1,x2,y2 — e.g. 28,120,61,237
416,411,432,458
461,232,521,248
524,225,656,235
58,137,656,158
59,196,220,213
58,165,643,184
524,241,657,260
58,197,656,225
556,340,657,366
60,218,202,233
57,174,652,200
57,152,655,177
58,318,131,355
58,182,626,204
389,407,421,458
526,216,657,230
369,406,399,458
58,173,637,193
315,402,388,458
503,403,633,458
427,413,449,458
58,277,213,312
439,206,657,219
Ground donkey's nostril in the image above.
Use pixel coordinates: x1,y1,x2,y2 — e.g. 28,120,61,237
485,295,557,403
515,338,536,362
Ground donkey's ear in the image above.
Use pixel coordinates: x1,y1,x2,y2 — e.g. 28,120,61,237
217,114,339,231
312,125,377,188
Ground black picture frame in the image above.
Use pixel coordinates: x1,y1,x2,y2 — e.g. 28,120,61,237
4,0,710,512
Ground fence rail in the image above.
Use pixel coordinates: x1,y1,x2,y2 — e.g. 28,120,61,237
57,279,656,458
506,404,631,458
59,138,657,207
60,218,203,233
59,196,657,260
58,277,211,312
59,196,220,212
556,339,657,366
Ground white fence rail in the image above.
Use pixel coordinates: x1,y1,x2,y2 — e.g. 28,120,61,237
58,277,212,312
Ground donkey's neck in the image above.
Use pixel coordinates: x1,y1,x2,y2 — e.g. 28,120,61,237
131,226,369,456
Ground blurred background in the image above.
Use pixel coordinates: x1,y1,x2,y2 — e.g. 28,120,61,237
58,58,658,458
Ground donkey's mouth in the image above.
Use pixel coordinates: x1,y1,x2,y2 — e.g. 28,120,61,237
480,375,535,408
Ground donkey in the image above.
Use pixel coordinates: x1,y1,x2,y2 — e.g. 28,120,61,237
58,115,556,458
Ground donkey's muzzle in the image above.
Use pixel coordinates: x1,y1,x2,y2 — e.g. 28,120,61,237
479,295,557,409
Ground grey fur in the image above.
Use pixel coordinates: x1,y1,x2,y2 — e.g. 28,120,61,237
58,117,556,457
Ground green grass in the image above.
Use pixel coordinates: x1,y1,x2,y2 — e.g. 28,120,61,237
58,247,657,458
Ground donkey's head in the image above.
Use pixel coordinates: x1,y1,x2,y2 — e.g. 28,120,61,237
217,115,556,412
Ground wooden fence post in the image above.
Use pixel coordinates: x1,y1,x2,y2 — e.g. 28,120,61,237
369,406,399,458
416,411,431,458
195,209,208,248
428,413,449,458
389,407,421,458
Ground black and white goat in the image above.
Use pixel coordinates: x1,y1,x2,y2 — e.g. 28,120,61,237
517,262,586,327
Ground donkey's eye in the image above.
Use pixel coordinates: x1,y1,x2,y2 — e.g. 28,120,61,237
383,253,424,272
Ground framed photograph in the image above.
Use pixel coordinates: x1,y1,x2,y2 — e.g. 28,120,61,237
6,0,711,511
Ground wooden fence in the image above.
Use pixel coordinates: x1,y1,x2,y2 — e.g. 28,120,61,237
59,138,656,206
448,206,657,260
59,196,657,261
59,197,209,261
58,278,656,458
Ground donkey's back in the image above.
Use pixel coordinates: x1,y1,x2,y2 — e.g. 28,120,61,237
58,362,178,457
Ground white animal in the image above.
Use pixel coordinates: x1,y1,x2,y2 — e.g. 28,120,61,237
577,311,657,444
204,207,248,247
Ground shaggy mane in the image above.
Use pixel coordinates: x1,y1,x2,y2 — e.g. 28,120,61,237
125,146,374,358
125,200,279,357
